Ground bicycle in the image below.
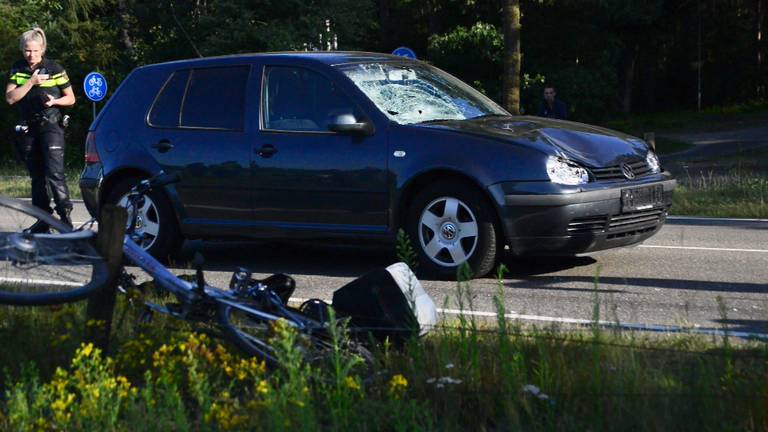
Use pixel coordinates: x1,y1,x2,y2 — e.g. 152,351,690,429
0,173,435,368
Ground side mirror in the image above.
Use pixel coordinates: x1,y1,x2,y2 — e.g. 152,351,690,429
327,113,374,136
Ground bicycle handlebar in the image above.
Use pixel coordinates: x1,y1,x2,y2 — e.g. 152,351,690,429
132,172,181,196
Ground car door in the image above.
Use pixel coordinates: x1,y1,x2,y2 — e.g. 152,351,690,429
251,64,389,235
145,65,255,227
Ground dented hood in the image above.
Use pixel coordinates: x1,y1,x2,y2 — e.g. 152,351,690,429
416,115,650,168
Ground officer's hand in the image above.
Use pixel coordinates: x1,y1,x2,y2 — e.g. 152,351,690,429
43,94,56,107
29,69,50,86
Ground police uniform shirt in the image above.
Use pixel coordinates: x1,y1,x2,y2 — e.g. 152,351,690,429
7,58,71,121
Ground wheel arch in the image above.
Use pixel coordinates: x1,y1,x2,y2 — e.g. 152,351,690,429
99,168,183,226
396,169,504,238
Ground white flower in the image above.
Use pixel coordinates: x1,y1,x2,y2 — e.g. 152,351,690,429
522,384,550,400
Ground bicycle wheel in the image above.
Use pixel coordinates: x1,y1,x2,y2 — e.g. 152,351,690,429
217,301,283,368
217,300,374,370
0,197,109,306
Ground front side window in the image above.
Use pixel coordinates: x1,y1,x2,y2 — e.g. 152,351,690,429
148,70,190,128
262,66,360,132
337,62,508,125
181,66,249,130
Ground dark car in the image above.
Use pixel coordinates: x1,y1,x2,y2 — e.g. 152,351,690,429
80,52,676,278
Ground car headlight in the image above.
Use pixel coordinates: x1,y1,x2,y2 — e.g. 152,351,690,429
546,156,589,185
646,151,660,173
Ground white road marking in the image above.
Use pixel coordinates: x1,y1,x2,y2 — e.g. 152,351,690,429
0,277,82,287
669,216,768,222
290,298,768,340
639,244,768,253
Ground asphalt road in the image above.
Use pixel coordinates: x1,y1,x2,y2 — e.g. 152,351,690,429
66,203,767,337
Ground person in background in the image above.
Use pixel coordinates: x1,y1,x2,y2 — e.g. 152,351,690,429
539,85,568,120
5,27,75,231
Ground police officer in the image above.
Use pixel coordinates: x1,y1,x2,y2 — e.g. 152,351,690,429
5,27,75,231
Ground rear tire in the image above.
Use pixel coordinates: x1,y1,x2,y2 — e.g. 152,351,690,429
406,180,499,279
0,197,108,305
217,302,375,372
105,177,181,260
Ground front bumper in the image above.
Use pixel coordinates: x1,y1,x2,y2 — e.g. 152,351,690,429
79,163,103,217
488,173,677,256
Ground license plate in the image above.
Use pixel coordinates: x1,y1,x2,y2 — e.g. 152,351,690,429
621,185,663,212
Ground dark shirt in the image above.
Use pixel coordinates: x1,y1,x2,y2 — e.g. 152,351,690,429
539,99,568,120
8,58,71,121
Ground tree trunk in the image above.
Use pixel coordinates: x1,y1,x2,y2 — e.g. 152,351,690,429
378,0,391,49
757,0,765,96
117,0,135,55
502,0,521,114
427,0,441,36
620,44,639,113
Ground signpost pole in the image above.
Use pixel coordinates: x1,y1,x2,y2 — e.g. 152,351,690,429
93,102,96,122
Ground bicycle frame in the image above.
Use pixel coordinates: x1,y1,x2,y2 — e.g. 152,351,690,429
121,237,306,327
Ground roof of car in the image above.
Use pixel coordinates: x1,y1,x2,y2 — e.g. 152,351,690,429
140,51,419,70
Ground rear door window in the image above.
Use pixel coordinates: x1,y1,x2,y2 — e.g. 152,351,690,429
181,66,249,130
148,69,189,128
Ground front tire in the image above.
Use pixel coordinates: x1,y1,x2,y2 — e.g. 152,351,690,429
105,177,180,260
406,181,499,279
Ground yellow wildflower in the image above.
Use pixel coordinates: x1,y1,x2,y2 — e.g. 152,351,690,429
80,343,94,358
345,376,361,391
388,374,408,399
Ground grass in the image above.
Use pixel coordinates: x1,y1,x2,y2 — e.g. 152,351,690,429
602,101,768,136
0,272,766,431
670,170,768,218
0,164,82,200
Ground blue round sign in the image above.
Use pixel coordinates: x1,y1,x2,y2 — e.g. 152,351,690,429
83,72,108,102
392,47,417,59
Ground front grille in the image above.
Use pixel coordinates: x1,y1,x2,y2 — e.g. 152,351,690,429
608,208,665,232
567,216,608,234
590,159,652,182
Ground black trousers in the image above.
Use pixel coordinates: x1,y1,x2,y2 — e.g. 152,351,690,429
20,121,72,216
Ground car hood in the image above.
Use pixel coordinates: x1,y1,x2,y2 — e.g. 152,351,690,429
417,116,649,168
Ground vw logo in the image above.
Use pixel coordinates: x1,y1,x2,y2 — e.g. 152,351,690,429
440,223,457,241
621,163,636,180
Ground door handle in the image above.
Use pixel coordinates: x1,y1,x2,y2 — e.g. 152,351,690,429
257,144,278,158
151,140,173,153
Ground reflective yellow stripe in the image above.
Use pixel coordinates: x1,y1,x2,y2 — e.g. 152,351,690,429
54,76,69,86
50,73,63,79
10,72,31,85
38,80,58,88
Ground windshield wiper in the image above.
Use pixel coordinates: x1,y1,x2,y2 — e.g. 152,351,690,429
470,113,510,120
415,118,459,125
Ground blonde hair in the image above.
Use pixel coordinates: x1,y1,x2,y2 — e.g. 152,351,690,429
19,27,47,54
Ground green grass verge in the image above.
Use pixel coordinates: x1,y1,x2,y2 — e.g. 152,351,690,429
0,283,765,431
671,172,768,218
602,101,768,136
0,165,82,199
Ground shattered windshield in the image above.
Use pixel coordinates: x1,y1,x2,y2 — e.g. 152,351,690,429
337,62,508,125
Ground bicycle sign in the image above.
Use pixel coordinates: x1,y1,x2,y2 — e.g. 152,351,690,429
83,72,108,102
392,46,417,59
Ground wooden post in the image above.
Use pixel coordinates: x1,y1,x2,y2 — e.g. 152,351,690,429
86,205,127,352
644,132,656,151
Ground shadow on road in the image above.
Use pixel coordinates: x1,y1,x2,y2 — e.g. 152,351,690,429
170,240,598,281
713,318,768,334
504,275,767,294
174,239,398,278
